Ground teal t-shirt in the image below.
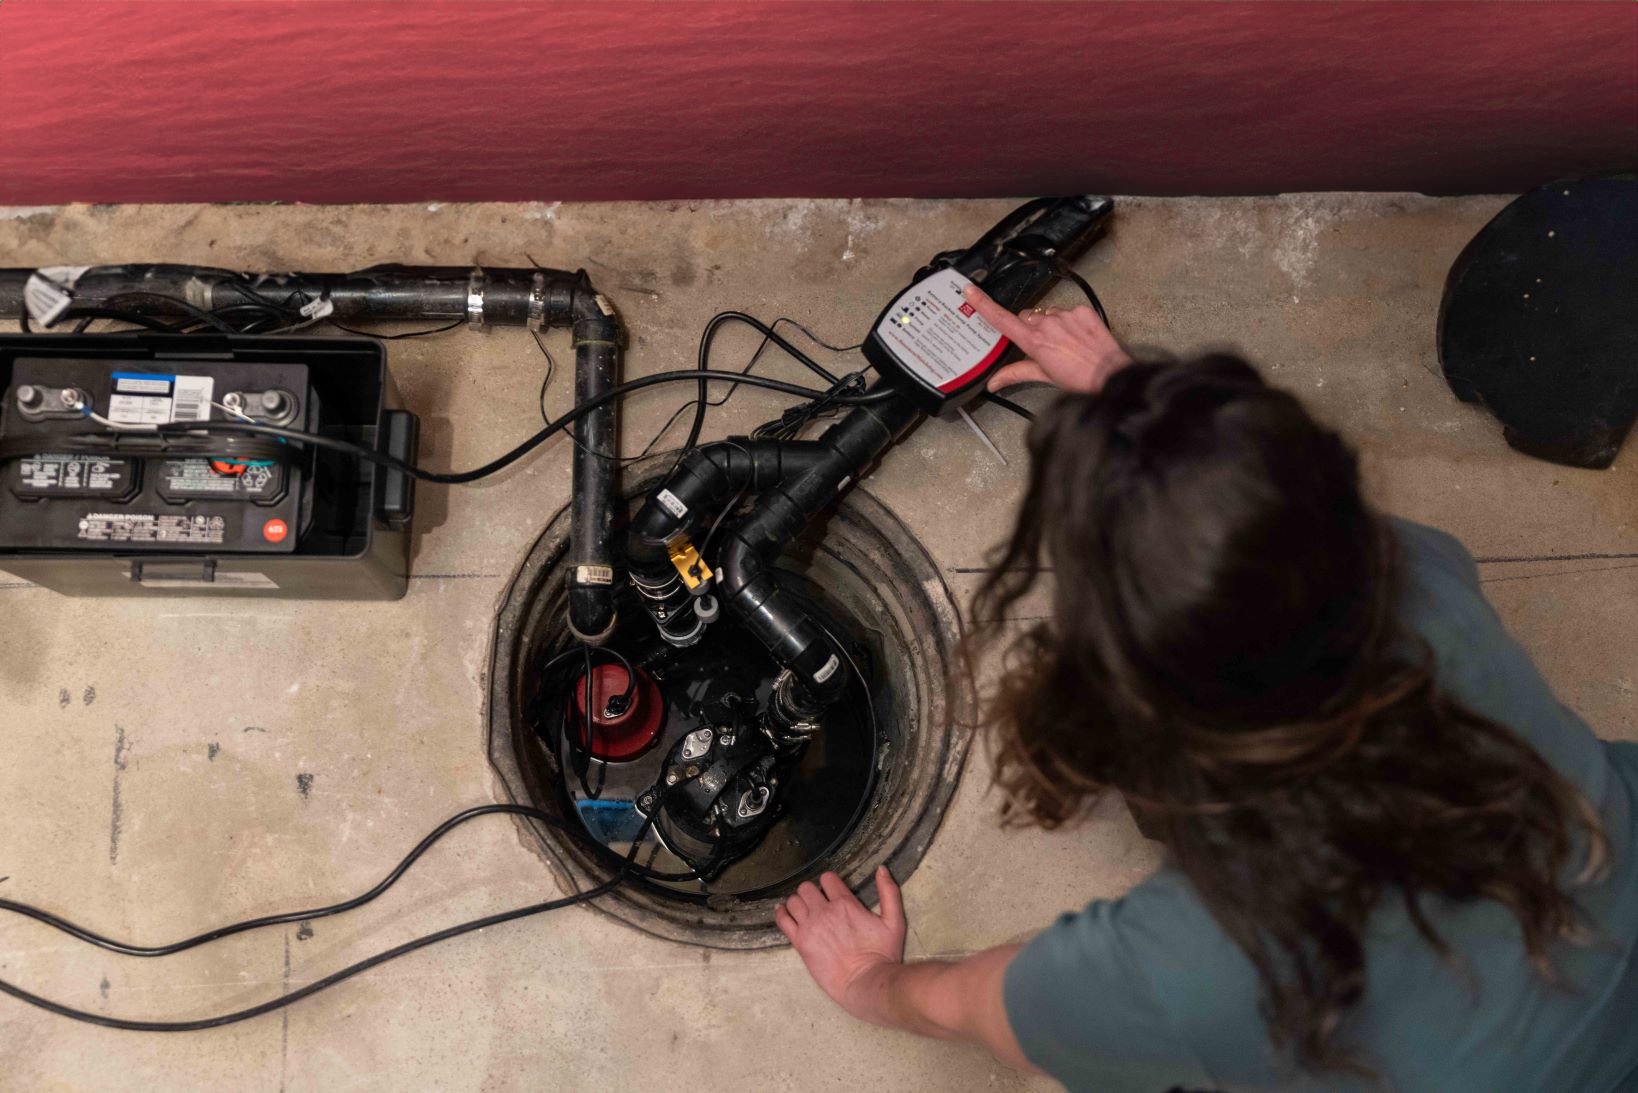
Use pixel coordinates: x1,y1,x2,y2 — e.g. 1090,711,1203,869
1003,520,1638,1092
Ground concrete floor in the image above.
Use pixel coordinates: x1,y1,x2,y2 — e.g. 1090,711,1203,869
1,195,1635,1092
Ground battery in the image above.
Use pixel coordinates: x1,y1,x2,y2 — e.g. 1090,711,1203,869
0,334,418,599
3,357,308,554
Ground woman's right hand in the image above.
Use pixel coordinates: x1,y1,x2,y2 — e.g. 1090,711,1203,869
962,283,1131,394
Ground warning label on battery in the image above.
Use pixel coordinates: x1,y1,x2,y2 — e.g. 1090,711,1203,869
77,512,226,544
14,454,133,497
158,459,281,501
872,268,1009,393
106,373,215,425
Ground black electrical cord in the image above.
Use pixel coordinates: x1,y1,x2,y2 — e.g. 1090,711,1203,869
540,311,864,471
82,368,897,486
53,307,182,334
0,803,650,1033
0,805,573,957
535,643,635,707
0,432,288,468
328,316,465,340
18,293,877,469
677,312,850,467
1056,263,1110,327
93,292,239,335
579,645,605,800
983,391,1035,422
534,330,558,426
1,367,890,482
637,314,865,462
213,276,309,321
531,327,674,469
534,643,637,803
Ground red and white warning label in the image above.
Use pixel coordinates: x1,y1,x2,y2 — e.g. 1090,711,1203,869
872,268,1009,393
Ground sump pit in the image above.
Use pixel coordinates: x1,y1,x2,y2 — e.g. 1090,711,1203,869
486,480,970,949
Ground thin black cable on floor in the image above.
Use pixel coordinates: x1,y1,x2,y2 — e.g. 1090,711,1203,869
0,805,567,957
0,803,653,1033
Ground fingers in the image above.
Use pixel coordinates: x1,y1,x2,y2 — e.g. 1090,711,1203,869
1066,304,1110,337
775,904,797,940
796,880,825,908
875,865,904,927
961,284,1032,345
819,871,853,904
784,890,809,924
987,359,1050,391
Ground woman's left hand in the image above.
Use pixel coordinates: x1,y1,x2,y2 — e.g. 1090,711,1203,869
776,866,906,1025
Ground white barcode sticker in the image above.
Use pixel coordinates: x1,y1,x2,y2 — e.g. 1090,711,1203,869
104,373,214,425
656,488,688,519
170,376,214,423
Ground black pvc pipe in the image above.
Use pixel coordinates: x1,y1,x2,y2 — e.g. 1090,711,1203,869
715,385,922,707
705,195,1117,713
0,264,584,328
625,440,830,576
566,300,623,643
622,438,831,646
0,260,625,643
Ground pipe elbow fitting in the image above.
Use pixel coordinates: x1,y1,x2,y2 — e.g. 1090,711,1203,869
568,582,618,645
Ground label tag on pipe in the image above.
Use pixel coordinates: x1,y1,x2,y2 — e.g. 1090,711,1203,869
813,654,841,684
23,266,91,325
655,488,688,519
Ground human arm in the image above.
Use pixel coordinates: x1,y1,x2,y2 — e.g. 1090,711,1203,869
961,282,1131,394
776,867,1039,1072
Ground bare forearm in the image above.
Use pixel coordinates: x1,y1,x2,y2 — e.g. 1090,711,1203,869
859,945,1036,1070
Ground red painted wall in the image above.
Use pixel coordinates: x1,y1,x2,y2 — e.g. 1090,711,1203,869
0,1,1632,204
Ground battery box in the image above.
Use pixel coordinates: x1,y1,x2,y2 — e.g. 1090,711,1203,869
0,334,419,599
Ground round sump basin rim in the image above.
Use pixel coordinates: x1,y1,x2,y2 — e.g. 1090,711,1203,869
484,482,974,949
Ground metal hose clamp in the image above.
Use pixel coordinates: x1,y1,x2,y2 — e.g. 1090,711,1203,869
466,267,487,329
527,270,547,330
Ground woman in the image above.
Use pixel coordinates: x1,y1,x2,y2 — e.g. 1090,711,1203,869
775,285,1638,1091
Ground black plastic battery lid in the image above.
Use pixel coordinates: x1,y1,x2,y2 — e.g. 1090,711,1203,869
863,267,1011,415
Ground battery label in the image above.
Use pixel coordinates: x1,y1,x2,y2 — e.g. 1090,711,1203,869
14,454,133,497
106,373,215,425
158,459,282,501
872,268,1009,393
113,374,172,395
77,513,226,544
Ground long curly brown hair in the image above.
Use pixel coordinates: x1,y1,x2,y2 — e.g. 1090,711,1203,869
971,355,1608,1073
